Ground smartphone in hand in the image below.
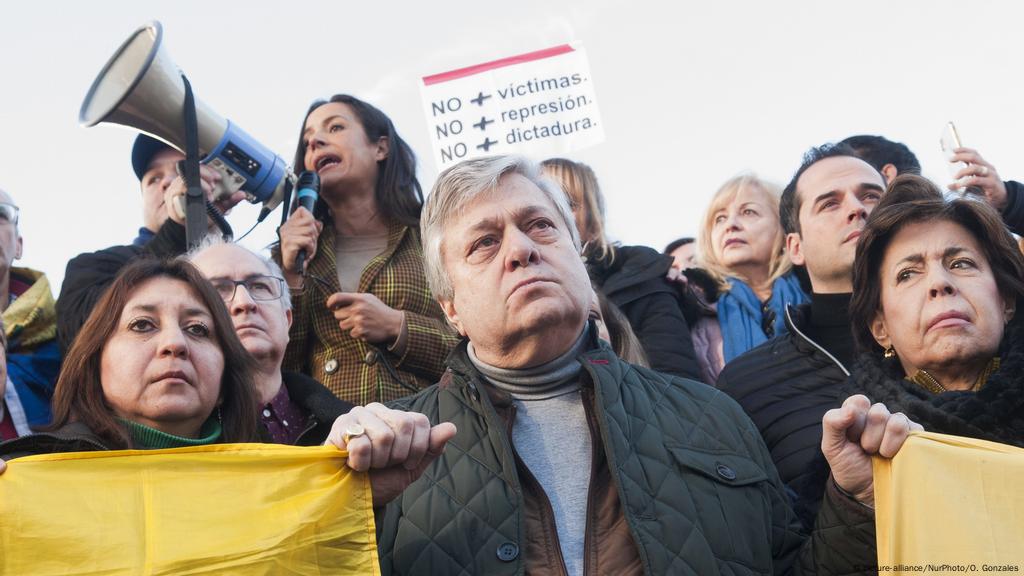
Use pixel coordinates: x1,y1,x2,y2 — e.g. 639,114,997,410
940,122,982,196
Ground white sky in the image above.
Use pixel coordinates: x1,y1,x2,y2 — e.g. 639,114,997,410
2,0,1022,293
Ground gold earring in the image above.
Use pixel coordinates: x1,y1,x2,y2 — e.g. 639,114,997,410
883,346,896,359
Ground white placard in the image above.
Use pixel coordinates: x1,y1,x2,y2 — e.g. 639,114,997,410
420,43,605,170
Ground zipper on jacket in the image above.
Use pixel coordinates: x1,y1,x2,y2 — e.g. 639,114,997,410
784,305,850,376
294,417,319,446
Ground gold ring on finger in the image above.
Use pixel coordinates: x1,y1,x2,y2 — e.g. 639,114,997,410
342,423,366,445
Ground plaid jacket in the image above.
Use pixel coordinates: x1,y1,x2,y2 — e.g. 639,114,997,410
282,222,460,405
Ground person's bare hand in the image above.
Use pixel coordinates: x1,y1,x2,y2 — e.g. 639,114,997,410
278,207,323,286
163,163,224,225
325,403,456,506
821,394,922,507
948,147,1008,211
327,292,404,344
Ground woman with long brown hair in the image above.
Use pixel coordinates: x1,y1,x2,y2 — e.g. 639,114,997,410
1,258,258,457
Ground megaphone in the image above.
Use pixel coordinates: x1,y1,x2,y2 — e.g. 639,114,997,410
80,21,290,214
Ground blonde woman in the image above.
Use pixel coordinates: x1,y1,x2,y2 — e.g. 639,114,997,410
691,173,808,383
541,158,699,380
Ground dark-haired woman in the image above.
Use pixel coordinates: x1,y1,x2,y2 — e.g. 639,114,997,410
278,95,458,406
1,259,259,460
844,174,1024,446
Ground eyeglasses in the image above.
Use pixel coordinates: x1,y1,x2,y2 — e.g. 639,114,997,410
211,275,285,302
0,203,20,226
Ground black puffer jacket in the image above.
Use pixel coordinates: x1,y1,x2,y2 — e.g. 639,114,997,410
57,220,188,353
716,304,848,529
587,244,700,380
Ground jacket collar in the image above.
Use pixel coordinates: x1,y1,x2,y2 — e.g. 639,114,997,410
3,267,57,349
281,370,353,424
442,322,606,409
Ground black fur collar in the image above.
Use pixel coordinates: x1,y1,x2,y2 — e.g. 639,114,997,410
843,301,1024,447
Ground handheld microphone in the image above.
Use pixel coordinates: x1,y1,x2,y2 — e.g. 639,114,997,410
292,170,320,274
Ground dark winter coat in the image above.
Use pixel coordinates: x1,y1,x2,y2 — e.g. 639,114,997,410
586,244,700,380
0,421,110,461
716,304,848,528
377,335,877,576
270,370,354,446
1000,180,1024,235
57,220,188,354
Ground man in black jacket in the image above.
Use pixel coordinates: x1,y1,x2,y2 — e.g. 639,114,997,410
56,135,243,353
189,241,353,445
717,143,887,527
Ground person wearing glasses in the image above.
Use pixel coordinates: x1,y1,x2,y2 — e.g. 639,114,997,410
188,240,353,445
0,189,60,439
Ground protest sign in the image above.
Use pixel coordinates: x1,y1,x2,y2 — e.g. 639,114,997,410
421,43,604,169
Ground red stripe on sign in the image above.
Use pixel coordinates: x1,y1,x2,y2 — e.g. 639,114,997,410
423,44,576,86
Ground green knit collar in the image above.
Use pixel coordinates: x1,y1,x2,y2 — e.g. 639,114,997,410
120,416,222,449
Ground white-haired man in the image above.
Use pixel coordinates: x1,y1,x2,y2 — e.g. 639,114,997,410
324,155,919,575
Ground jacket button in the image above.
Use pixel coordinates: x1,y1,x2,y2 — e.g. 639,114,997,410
716,463,736,481
324,359,339,374
496,541,519,562
364,350,378,365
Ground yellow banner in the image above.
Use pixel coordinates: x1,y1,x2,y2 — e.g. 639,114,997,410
0,443,380,575
874,431,1024,572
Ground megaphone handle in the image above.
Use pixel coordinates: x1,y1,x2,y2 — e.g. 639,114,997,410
181,74,208,249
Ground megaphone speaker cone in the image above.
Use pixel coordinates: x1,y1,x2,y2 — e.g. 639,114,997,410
80,21,164,127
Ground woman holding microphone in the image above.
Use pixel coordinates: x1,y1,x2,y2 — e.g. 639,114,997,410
277,95,458,406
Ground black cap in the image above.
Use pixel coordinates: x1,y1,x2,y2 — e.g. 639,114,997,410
131,134,177,181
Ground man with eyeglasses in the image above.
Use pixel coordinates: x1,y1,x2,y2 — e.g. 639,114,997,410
0,190,61,440
188,240,353,445
57,134,245,355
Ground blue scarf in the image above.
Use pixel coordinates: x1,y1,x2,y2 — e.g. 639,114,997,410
718,272,808,363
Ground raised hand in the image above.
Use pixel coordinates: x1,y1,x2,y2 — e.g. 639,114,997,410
821,394,923,507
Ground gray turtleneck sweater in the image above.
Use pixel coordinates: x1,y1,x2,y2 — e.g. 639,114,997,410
468,328,592,576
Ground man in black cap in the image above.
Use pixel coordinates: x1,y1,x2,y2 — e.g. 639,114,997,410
56,135,243,352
